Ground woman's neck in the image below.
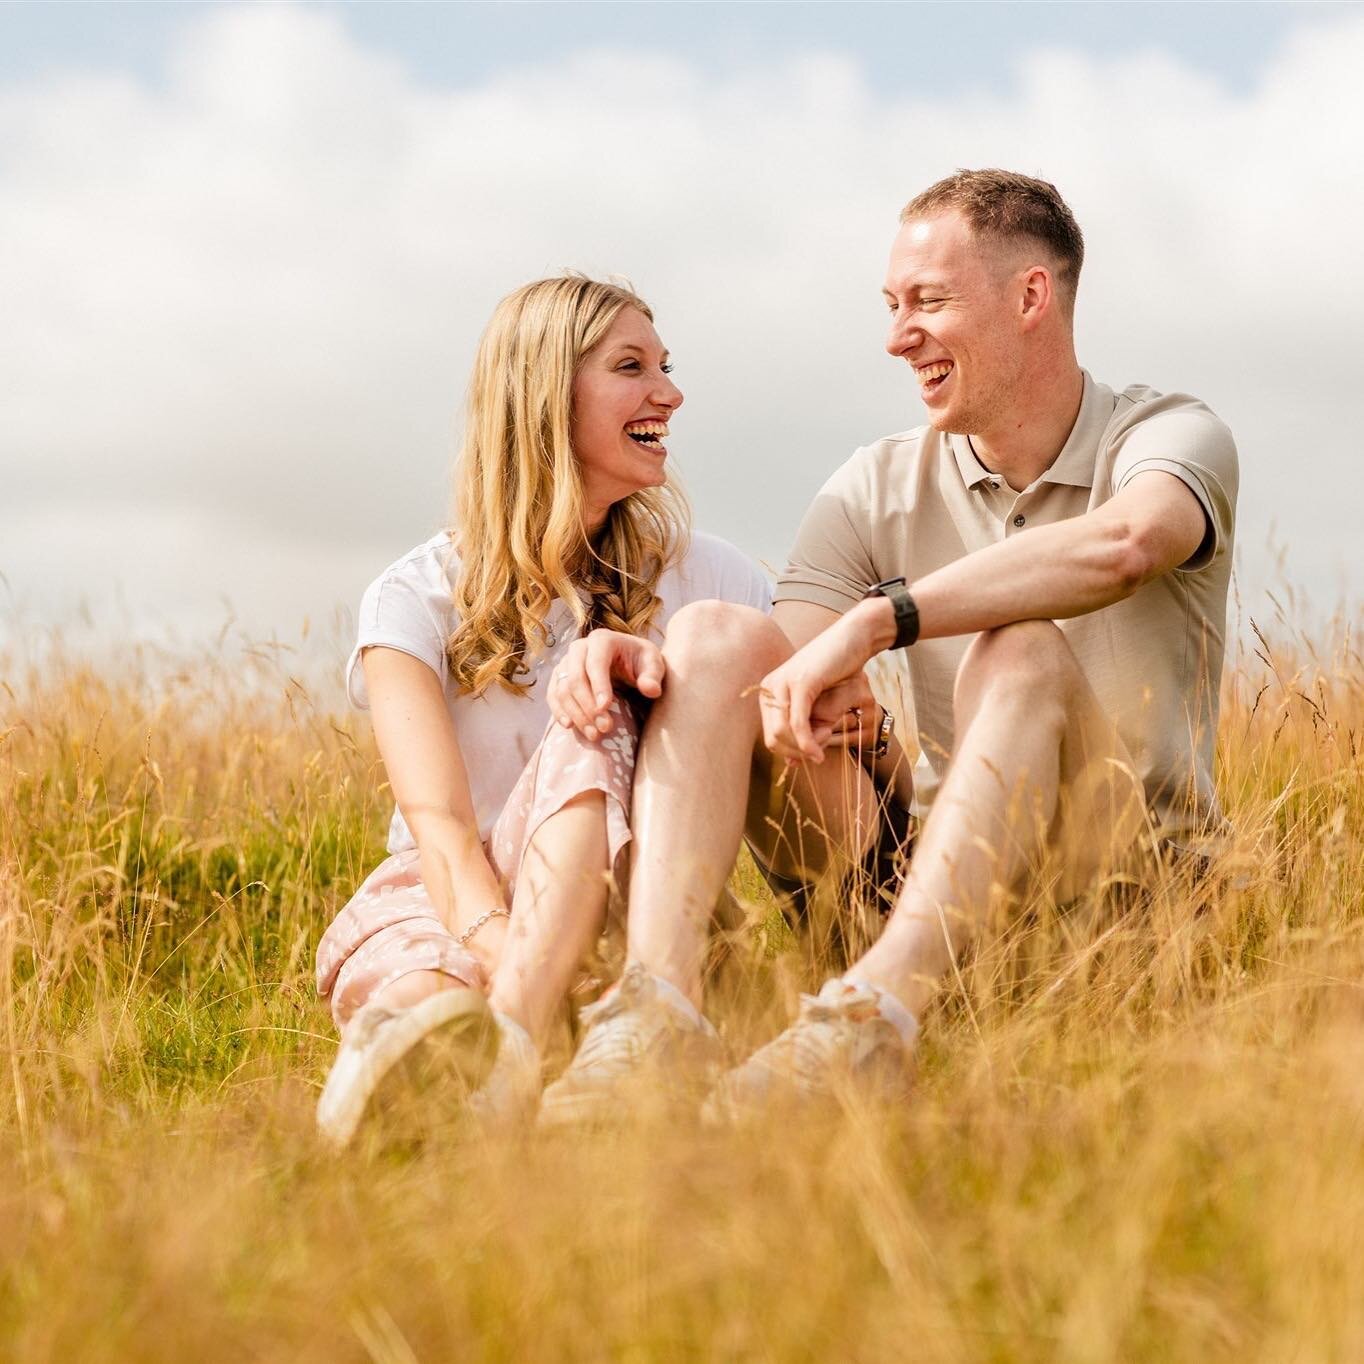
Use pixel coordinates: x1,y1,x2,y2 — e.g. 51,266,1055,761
582,501,609,537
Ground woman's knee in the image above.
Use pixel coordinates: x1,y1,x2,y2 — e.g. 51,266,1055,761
662,600,788,677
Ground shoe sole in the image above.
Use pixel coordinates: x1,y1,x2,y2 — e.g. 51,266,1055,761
368,1004,499,1145
317,989,496,1148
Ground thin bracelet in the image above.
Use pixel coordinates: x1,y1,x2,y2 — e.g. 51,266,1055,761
456,906,511,948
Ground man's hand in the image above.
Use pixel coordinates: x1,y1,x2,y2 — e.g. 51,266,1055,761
548,628,665,738
759,608,883,762
818,679,884,755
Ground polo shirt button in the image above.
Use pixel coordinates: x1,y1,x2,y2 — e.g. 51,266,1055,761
1013,514,1026,528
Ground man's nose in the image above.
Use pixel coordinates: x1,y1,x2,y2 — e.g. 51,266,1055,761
886,314,922,358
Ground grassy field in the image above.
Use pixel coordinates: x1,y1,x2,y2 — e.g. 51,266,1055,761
2,620,1361,1362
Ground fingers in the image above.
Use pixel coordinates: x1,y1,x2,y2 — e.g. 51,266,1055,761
811,673,876,722
550,667,593,735
759,673,824,765
810,671,879,752
631,642,666,699
547,631,667,738
549,640,610,738
584,644,616,734
614,635,666,699
822,706,879,752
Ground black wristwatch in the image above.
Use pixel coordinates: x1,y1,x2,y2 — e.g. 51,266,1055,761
862,577,920,651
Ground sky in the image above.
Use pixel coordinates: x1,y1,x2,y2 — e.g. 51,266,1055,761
2,1,1361,660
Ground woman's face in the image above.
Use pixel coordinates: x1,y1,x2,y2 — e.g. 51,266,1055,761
571,306,683,525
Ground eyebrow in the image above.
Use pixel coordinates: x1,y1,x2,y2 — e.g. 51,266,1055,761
883,280,950,299
612,342,671,362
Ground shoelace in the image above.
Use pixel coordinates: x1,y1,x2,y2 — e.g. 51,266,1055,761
575,964,651,1032
761,990,887,1091
797,988,882,1027
570,967,670,1071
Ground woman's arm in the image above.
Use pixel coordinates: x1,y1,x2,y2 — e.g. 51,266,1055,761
362,646,509,974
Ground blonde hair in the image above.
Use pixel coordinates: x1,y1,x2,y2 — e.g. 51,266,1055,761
447,274,690,697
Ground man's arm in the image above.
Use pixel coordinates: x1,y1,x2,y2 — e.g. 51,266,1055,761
893,470,1206,643
771,598,842,650
760,471,1207,761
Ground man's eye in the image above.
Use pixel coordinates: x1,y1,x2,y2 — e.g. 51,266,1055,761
661,362,674,374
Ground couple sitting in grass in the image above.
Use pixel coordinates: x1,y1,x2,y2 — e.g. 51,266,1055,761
316,168,1239,1145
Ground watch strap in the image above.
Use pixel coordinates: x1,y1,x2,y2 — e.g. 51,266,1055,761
863,577,920,651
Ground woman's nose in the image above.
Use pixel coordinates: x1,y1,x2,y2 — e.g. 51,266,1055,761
656,373,684,411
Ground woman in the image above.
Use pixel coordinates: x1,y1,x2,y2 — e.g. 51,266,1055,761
315,275,771,1144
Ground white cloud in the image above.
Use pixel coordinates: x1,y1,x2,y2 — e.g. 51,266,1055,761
2,5,1361,650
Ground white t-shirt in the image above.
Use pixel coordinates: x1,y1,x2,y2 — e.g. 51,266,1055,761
348,529,773,853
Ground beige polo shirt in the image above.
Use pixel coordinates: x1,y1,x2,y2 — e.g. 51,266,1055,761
774,371,1239,838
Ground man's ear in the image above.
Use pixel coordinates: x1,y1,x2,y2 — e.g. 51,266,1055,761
1018,265,1054,330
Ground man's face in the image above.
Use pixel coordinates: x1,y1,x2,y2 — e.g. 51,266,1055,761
882,211,1024,436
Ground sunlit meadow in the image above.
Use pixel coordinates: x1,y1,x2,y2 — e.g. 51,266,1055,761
2,600,1361,1362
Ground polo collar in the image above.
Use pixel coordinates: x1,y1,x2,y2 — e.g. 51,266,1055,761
950,429,996,490
1040,370,1112,488
948,370,1115,492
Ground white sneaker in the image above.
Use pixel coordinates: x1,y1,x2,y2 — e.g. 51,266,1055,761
702,978,915,1123
467,1012,542,1127
538,963,722,1128
316,987,495,1148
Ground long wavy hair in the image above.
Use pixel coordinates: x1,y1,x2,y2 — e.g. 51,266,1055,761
447,275,690,697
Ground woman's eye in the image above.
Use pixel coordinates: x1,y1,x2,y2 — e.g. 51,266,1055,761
661,362,674,374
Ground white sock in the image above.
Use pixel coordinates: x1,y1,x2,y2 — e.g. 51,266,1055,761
843,976,920,1048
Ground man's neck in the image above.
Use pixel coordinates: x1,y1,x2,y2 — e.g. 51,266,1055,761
969,362,1085,492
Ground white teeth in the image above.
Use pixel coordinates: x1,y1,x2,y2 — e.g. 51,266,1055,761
625,421,669,437
916,362,953,384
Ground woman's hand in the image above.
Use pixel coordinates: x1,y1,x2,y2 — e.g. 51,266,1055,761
548,628,665,738
758,610,882,763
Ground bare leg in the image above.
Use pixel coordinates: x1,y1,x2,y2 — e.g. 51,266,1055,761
361,794,610,1047
367,968,461,1013
487,791,612,1049
852,620,1146,1016
626,601,882,1008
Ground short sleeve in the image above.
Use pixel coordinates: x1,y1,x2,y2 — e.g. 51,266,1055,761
1110,401,1239,573
676,532,774,614
345,565,452,710
774,454,879,613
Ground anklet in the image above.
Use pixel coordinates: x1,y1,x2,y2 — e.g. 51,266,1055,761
457,907,511,947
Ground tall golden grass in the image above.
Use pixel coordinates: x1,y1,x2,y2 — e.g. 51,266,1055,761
1,618,1361,1362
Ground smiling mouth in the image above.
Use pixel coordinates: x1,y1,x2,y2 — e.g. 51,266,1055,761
624,420,670,453
915,360,954,397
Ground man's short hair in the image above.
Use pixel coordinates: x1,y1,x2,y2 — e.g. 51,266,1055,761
901,169,1085,306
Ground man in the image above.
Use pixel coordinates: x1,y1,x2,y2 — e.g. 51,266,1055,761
540,169,1237,1119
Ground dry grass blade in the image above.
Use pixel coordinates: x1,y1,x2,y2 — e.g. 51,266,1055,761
1,619,1362,1362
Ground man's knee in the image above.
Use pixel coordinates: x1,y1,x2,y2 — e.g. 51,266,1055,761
954,619,1081,718
662,600,789,680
